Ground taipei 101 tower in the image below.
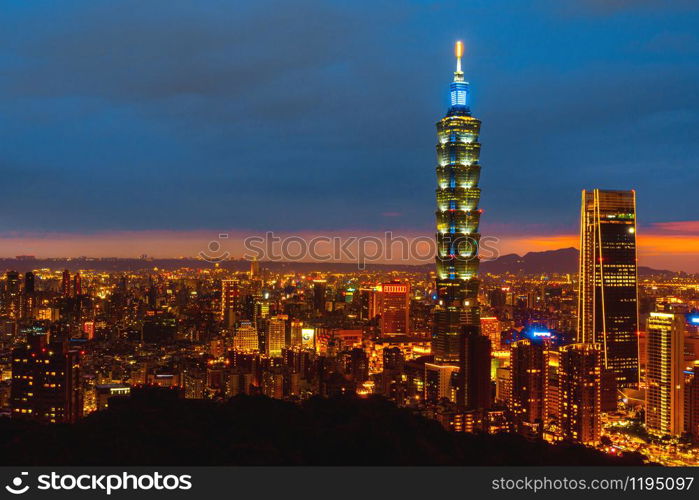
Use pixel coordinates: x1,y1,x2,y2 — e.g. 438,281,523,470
433,41,483,364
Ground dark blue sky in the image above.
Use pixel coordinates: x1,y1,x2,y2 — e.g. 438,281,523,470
1,0,698,236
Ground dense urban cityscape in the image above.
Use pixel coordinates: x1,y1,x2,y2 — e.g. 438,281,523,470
1,42,698,467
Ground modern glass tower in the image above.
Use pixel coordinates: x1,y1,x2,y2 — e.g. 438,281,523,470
433,42,483,364
577,189,639,388
646,312,685,436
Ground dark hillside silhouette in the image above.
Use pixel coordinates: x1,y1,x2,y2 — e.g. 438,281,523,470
0,390,645,465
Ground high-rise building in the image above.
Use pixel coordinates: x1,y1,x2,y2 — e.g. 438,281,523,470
433,41,483,364
312,280,327,313
381,347,406,402
24,271,35,294
339,348,369,384
684,365,699,444
357,287,373,321
11,333,82,423
544,349,560,433
600,368,618,413
577,189,639,388
559,343,601,445
457,325,491,410
250,258,261,279
61,269,71,297
290,319,303,347
510,338,545,436
374,282,410,337
480,316,501,350
4,271,21,319
73,272,82,297
266,314,287,357
21,271,36,320
646,312,685,436
221,279,240,329
234,320,258,352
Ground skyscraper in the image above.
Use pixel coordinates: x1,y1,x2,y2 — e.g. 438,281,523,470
4,271,21,319
374,282,410,337
266,314,287,357
646,312,685,436
457,325,491,410
684,365,699,444
577,189,639,388
61,269,71,297
21,271,36,320
510,338,546,437
221,279,240,329
433,41,483,364
559,343,602,445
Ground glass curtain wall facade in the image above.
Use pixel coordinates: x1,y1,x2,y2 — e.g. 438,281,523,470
577,189,639,388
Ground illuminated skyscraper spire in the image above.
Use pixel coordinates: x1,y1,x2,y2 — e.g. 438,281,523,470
454,40,464,80
433,41,483,365
449,41,469,112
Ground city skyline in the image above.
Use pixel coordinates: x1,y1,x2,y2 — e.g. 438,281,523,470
2,29,699,469
2,1,699,272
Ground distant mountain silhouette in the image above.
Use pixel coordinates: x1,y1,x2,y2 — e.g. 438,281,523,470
481,247,675,276
0,249,684,275
0,390,645,466
480,248,578,275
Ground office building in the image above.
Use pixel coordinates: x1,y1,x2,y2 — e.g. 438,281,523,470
374,282,410,336
577,189,639,388
234,320,259,352
559,343,601,445
510,338,545,436
266,314,287,357
457,325,491,410
646,312,685,436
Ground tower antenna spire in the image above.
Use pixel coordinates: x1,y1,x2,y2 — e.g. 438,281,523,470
454,40,464,81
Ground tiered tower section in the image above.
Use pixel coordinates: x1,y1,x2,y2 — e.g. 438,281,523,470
433,41,483,363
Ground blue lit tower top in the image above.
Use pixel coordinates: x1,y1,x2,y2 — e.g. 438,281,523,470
432,41,483,364
449,40,470,113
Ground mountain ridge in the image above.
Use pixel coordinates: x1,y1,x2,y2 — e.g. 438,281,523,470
0,248,687,276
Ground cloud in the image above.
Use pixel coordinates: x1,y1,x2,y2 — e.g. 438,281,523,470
649,221,699,234
2,219,699,273
0,0,697,242
1,1,352,103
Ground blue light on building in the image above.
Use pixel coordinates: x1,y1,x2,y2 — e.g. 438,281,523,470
449,81,469,109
